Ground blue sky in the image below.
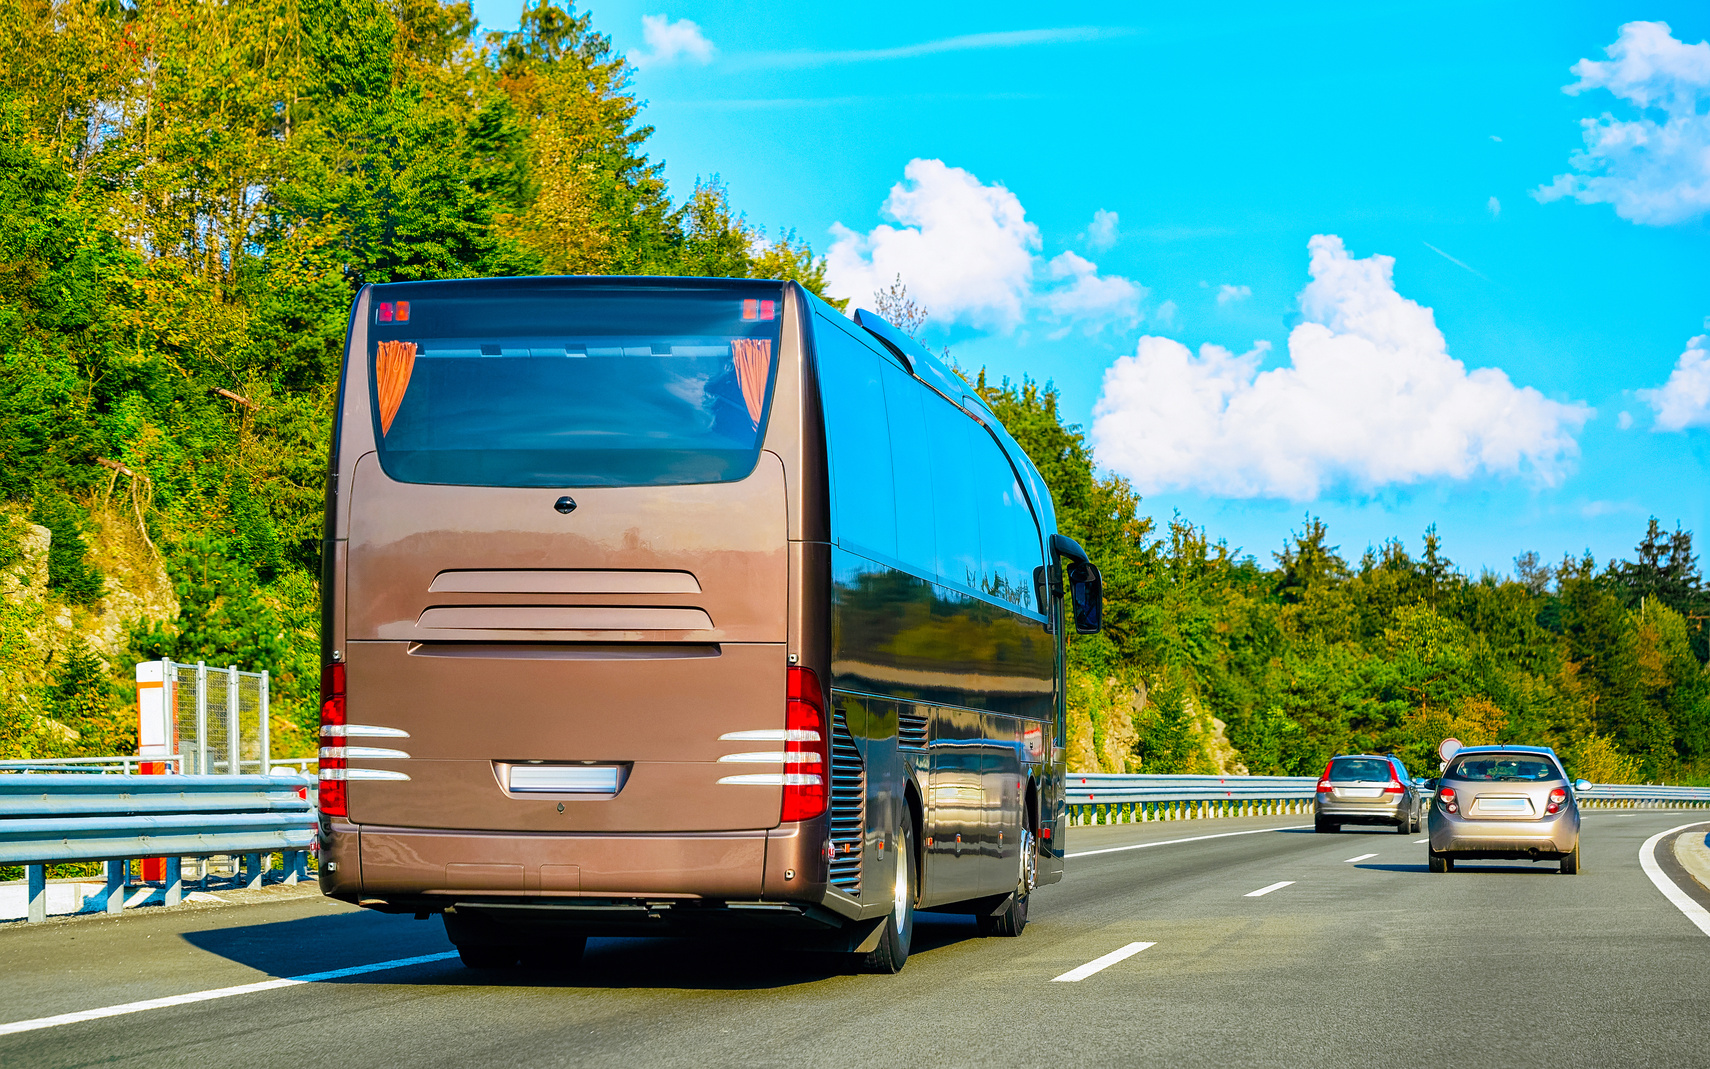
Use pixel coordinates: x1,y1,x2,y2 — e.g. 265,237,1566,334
472,0,1710,575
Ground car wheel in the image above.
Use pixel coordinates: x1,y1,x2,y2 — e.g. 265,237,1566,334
858,820,916,974
1560,842,1580,875
1429,852,1450,874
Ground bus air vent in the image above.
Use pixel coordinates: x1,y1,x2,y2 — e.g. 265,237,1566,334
829,708,865,896
897,711,928,751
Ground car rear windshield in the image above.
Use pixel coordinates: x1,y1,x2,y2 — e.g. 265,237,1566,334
1446,754,1561,782
365,280,784,487
1329,757,1393,782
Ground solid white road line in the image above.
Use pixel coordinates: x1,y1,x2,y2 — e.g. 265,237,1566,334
1244,881,1294,898
1343,853,1378,863
1050,941,1156,982
1414,838,1429,844
1640,821,1710,939
0,951,460,1037
1066,825,1311,859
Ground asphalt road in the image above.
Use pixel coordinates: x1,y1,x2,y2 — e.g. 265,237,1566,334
3,811,1708,1069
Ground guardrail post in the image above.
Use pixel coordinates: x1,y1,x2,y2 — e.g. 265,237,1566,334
27,864,46,922
104,859,127,915
243,852,263,889
164,857,183,906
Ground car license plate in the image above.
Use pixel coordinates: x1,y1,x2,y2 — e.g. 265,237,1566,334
1340,788,1383,799
1475,796,1530,814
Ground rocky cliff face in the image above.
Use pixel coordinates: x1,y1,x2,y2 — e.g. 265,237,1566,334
0,508,180,752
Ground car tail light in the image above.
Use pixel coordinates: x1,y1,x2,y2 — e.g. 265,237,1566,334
781,666,828,822
1546,787,1567,815
1438,786,1457,814
318,662,347,817
1316,761,1333,794
1383,776,1405,794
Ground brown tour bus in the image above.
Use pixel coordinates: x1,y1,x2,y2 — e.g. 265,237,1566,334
317,276,1103,973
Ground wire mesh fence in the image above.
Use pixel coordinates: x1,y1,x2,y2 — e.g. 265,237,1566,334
164,661,270,775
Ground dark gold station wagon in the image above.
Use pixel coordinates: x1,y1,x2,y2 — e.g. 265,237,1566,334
317,277,1103,973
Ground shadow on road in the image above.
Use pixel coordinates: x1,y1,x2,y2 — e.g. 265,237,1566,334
181,909,987,992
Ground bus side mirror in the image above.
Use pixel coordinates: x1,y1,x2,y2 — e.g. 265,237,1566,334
1066,560,1102,634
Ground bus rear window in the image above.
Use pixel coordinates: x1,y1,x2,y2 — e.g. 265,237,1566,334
365,281,783,488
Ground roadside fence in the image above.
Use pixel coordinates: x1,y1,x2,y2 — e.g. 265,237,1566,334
0,773,315,923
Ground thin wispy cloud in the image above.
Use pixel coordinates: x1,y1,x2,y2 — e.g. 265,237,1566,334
1422,241,1490,281
733,26,1134,70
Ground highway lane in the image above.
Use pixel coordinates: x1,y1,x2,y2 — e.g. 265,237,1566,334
3,811,1707,1068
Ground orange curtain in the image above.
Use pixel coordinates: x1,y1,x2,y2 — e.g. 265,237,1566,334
731,338,772,428
376,340,417,435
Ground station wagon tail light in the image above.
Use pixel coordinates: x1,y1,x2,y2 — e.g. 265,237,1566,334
1546,787,1567,815
1316,762,1333,793
1438,786,1457,814
318,662,347,817
1383,774,1405,794
781,666,828,823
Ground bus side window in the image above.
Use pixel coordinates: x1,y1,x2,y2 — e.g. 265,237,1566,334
968,430,1043,613
815,315,897,559
922,393,981,590
881,362,937,576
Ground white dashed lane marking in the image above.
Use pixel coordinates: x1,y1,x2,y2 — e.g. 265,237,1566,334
1344,853,1378,863
1050,942,1157,982
1414,838,1429,844
1244,881,1294,898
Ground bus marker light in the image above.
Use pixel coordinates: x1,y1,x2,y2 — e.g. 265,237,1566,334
760,299,775,320
376,302,393,322
395,301,410,322
742,299,759,320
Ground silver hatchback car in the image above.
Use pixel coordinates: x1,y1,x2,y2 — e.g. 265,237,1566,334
1428,745,1588,874
1314,754,1423,834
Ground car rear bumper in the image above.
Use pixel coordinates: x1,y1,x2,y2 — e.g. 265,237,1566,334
1428,808,1579,857
1315,797,1406,823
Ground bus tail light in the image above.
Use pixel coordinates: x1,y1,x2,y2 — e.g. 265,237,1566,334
318,662,347,817
781,666,828,823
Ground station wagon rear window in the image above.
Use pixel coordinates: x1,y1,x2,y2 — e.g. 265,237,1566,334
1328,757,1392,782
1445,754,1561,782
365,281,783,488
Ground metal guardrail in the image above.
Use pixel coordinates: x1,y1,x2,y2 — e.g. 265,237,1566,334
1,774,316,923
1063,773,1710,826
0,755,186,774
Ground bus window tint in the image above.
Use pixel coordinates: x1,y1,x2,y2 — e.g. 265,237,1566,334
369,282,781,488
924,394,982,590
816,315,897,559
882,362,936,573
969,430,1042,612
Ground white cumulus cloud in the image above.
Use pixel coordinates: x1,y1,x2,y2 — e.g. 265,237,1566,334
633,14,715,69
1089,235,1593,500
1639,334,1710,430
1082,209,1119,251
1216,284,1251,305
1534,21,1710,225
1041,252,1144,331
1487,196,1501,218
826,159,1143,333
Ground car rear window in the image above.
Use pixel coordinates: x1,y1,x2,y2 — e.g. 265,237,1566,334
1446,754,1561,782
1329,757,1393,782
365,280,784,488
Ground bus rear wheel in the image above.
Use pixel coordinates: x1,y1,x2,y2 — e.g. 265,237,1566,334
978,827,1035,938
858,821,916,974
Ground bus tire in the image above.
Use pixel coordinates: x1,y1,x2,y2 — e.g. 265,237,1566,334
978,826,1034,937
859,821,916,974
